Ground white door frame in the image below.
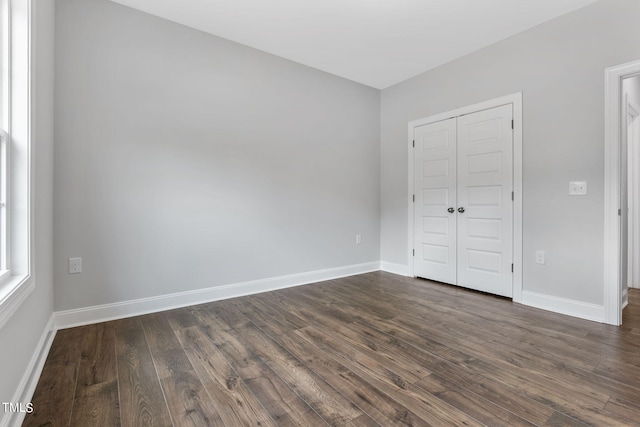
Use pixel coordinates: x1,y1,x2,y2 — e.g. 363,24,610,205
604,59,640,325
407,92,523,302
628,102,640,290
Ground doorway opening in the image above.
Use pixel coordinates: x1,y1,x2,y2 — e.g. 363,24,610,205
604,59,640,325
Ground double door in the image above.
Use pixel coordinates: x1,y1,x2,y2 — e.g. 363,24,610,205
413,104,513,297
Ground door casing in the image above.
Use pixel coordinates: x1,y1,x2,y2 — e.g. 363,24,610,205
408,92,523,302
604,60,640,326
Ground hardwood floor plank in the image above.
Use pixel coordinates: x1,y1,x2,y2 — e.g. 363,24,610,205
69,381,120,427
171,324,277,427
221,310,371,425
194,307,328,426
76,322,118,390
276,330,429,427
158,372,223,427
348,318,555,425
141,312,225,426
294,326,484,426
387,313,613,407
415,373,535,427
70,322,120,426
233,295,307,336
23,327,86,427
359,308,615,424
273,294,428,383
603,395,640,421
542,411,589,426
114,317,173,427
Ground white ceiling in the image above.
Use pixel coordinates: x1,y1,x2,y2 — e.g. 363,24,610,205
110,0,600,89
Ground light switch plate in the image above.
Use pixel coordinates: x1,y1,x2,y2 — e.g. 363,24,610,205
569,181,587,195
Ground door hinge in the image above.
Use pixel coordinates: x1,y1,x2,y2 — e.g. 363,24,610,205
511,263,514,273
413,194,415,202
412,140,415,148
413,249,415,257
511,119,514,129
619,208,622,216
511,191,514,201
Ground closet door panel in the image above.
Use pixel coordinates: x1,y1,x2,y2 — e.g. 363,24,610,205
413,118,457,284
457,105,513,297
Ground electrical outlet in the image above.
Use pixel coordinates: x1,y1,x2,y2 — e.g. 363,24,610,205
569,181,587,195
69,257,82,274
355,234,362,245
535,251,545,265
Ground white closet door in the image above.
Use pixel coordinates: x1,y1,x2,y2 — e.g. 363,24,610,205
456,105,513,297
413,118,457,285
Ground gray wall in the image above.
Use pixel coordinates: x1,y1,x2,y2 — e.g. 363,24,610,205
0,0,55,406
54,0,380,311
381,0,640,305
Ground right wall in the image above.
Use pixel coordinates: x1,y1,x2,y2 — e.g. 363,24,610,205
381,0,640,315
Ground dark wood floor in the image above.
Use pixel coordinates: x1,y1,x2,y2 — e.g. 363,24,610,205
24,272,640,426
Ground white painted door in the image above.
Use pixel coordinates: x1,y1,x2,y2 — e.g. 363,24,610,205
628,104,640,289
413,118,457,284
413,104,513,297
456,105,513,297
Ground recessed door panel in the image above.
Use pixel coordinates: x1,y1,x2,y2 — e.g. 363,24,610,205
422,244,449,265
422,159,449,178
422,188,449,206
466,218,502,241
466,249,502,274
467,119,502,144
422,217,450,235
467,152,502,175
467,185,502,206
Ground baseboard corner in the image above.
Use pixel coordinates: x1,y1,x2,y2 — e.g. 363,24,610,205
380,261,411,277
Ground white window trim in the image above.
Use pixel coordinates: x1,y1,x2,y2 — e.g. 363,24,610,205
0,0,33,330
0,129,7,278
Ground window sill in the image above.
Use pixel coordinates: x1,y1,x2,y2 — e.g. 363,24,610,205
0,273,33,330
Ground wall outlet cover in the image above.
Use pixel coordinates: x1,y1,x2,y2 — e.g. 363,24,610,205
69,257,82,274
569,181,587,195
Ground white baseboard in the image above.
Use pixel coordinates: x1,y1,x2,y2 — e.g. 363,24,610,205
521,290,605,323
380,261,411,276
55,261,380,329
623,288,629,310
0,314,56,427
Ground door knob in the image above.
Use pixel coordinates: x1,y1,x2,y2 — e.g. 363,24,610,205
448,207,455,213
458,207,465,213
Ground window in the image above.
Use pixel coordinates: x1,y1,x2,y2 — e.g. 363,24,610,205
0,0,33,328
0,0,10,280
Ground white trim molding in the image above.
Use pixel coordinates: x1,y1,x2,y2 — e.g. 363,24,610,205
407,92,523,302
0,275,32,329
380,261,411,277
521,291,605,324
0,0,34,333
55,261,380,329
604,59,640,326
0,314,55,427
